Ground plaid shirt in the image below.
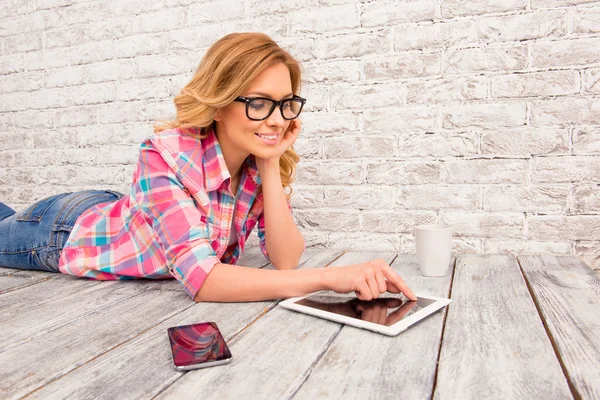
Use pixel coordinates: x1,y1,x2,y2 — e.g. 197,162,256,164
58,126,275,299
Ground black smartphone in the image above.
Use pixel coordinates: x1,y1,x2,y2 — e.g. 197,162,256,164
167,322,233,371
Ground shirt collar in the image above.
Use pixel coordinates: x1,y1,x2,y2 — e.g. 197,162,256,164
200,125,261,192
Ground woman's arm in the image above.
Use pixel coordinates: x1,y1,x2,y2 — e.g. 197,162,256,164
193,259,417,303
257,157,305,270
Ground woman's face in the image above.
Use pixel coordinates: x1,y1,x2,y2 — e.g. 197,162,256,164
214,62,294,163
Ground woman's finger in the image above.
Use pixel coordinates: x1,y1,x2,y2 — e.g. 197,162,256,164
356,280,372,301
366,273,381,299
381,265,417,300
375,271,387,293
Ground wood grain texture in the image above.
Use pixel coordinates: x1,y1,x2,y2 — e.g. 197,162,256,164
519,255,600,400
0,287,193,399
293,254,453,399
0,269,56,294
0,280,152,352
434,255,573,400
155,249,347,399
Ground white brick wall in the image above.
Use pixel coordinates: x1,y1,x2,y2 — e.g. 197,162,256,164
1,0,600,271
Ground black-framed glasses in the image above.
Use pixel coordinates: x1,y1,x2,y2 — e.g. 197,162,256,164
233,95,306,121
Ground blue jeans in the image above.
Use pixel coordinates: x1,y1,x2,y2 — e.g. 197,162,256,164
0,190,124,273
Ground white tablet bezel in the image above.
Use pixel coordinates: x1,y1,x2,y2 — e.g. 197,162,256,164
279,292,452,336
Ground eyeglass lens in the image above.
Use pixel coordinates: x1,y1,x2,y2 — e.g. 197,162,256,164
248,98,303,120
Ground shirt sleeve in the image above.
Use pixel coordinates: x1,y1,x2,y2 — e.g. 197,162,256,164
133,141,220,299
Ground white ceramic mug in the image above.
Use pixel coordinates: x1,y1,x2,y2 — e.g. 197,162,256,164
415,225,453,277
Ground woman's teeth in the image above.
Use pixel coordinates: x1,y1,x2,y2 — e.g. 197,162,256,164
257,134,277,140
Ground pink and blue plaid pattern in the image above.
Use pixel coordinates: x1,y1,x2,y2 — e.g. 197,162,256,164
58,126,273,299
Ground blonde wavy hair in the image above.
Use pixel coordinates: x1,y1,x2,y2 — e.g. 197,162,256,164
154,32,302,200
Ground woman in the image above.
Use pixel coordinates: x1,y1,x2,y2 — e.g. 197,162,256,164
0,32,416,303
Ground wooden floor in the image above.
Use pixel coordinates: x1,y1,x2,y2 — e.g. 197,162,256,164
1,248,599,399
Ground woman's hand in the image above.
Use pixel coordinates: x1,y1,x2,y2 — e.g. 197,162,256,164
324,258,417,301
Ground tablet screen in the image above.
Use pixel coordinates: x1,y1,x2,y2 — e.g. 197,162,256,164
295,295,438,327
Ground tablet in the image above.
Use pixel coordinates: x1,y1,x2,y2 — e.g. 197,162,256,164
279,292,451,336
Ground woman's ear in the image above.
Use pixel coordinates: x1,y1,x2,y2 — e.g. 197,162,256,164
213,109,221,122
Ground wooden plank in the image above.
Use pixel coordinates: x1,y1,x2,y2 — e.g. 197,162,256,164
292,254,453,399
155,251,391,399
518,255,600,400
0,270,55,294
0,280,154,352
0,287,194,399
24,247,338,399
434,255,573,400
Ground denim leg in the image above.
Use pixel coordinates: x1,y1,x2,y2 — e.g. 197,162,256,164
0,190,123,272
0,202,16,221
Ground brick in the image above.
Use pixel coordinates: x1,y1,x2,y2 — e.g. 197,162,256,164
362,210,436,233
62,1,111,23
289,5,359,34
299,83,328,112
329,232,399,251
481,127,569,156
112,0,163,16
573,126,600,154
407,76,487,104
278,37,315,62
394,20,477,51
289,185,324,208
30,88,71,110
115,33,166,58
364,107,437,132
136,54,186,78
303,60,361,83
296,161,363,185
37,0,74,9
0,113,13,130
314,30,390,60
331,83,404,110
445,44,528,74
530,98,600,126
575,242,600,270
71,41,114,65
0,130,34,151
0,72,44,94
294,137,322,159
441,212,525,238
442,159,528,184
26,48,70,70
246,0,318,15
46,66,86,88
299,111,360,136
532,156,600,183
491,70,579,98
323,186,396,209
76,165,130,185
189,0,247,22
0,92,29,112
529,216,600,241
298,230,329,248
97,145,138,165
398,132,478,157
70,83,116,106
366,161,441,185
138,8,186,33
583,68,600,94
479,10,567,42
324,136,396,158
5,33,43,54
441,102,526,129
87,17,138,41
533,38,600,68
295,209,360,232
484,186,568,212
0,54,24,74
223,16,287,38
55,106,98,127
442,0,527,18
484,240,571,255
13,110,53,128
397,185,480,210
532,0,598,8
364,52,441,80
86,60,136,83
573,6,600,33
46,25,87,49
361,0,435,26
573,184,600,213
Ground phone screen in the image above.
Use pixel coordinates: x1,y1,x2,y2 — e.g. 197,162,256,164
167,322,232,368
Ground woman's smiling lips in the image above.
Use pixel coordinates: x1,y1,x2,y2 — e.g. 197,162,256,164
255,132,280,145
